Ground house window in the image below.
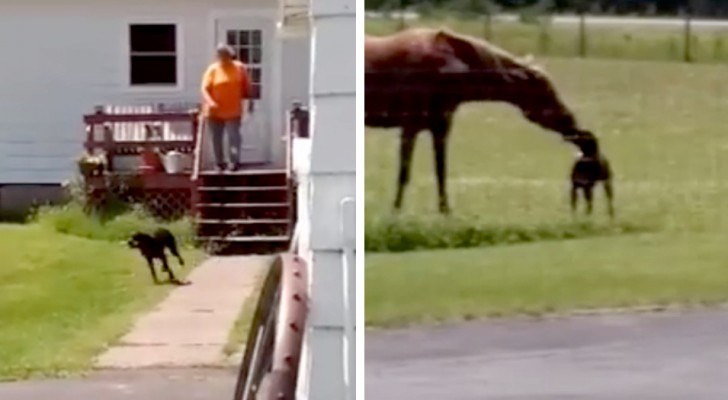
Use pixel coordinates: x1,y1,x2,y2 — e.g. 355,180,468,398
129,24,177,86
225,29,263,99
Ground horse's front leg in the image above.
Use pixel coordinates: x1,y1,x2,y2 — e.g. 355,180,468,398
394,128,418,211
431,120,451,214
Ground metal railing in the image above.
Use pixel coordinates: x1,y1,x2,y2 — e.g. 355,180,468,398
233,253,309,400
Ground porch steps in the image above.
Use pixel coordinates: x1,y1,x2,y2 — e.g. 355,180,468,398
194,169,293,255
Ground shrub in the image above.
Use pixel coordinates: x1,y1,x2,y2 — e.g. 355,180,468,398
365,215,655,252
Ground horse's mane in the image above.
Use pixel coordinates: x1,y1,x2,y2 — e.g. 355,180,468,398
435,28,551,79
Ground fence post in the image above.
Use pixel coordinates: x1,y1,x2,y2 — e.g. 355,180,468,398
397,0,405,31
683,7,693,62
538,14,550,55
483,10,492,40
577,9,587,58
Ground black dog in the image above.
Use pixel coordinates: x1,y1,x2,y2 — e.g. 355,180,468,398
128,228,188,285
569,134,614,218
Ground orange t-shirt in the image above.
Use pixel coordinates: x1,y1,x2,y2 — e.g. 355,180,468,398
201,60,250,119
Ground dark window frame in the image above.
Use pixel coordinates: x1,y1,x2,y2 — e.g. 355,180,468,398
225,28,263,99
128,23,179,87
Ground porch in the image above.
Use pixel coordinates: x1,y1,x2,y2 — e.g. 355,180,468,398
81,102,308,254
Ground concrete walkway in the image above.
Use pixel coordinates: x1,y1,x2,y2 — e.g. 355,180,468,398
96,256,268,369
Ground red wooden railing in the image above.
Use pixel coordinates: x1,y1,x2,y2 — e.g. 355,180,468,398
233,253,309,400
83,104,199,172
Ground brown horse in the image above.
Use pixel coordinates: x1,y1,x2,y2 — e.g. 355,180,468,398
365,27,594,214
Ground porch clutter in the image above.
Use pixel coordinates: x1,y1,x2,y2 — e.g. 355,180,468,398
79,102,298,254
81,104,199,220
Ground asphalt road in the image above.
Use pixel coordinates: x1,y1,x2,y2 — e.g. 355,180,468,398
367,309,728,400
0,368,238,400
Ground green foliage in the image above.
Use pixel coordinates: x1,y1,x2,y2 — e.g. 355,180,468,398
32,203,194,245
28,178,195,245
366,216,652,252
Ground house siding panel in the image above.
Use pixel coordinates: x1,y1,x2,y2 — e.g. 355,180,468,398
0,0,274,184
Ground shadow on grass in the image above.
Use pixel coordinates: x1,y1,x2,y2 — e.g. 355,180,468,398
365,216,657,252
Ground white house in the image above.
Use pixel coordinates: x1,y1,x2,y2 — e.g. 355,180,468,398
294,0,356,398
0,0,310,214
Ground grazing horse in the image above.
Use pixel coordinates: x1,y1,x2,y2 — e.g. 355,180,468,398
365,28,595,214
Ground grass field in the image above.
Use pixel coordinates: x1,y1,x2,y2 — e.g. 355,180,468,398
366,15,728,63
365,57,728,326
0,223,204,380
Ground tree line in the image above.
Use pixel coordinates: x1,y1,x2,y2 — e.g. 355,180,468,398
366,0,728,17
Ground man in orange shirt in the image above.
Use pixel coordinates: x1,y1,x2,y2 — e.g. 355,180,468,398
201,44,252,172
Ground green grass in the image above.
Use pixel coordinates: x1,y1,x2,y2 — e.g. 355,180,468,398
365,57,728,325
366,15,728,63
223,264,269,357
366,232,728,327
0,223,205,380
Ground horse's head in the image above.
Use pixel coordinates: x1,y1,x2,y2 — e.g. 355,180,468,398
565,129,600,156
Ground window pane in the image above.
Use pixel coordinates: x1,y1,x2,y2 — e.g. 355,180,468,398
240,31,249,45
130,56,177,85
252,30,262,45
251,84,261,99
251,47,262,64
250,67,261,83
239,48,249,63
130,24,176,53
227,30,237,46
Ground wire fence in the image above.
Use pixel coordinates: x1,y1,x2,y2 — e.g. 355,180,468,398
366,9,728,63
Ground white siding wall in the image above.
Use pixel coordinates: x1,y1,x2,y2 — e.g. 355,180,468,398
295,0,355,397
281,35,311,121
0,0,276,184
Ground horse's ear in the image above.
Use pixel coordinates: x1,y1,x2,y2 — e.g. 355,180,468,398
433,29,454,54
432,30,469,72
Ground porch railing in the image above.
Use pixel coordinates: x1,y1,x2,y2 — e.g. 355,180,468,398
83,104,199,172
233,253,309,400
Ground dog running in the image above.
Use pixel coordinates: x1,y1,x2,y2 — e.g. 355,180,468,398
128,228,189,285
569,133,614,218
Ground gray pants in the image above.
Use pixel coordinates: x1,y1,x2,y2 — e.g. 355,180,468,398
207,117,241,166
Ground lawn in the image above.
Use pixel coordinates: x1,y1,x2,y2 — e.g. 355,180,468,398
365,57,728,326
0,223,204,380
366,15,728,63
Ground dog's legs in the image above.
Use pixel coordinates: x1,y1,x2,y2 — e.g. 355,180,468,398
160,254,181,284
167,237,185,266
160,255,177,282
584,185,594,215
570,184,579,214
604,180,615,218
146,258,160,284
